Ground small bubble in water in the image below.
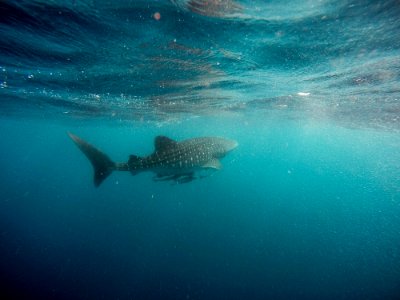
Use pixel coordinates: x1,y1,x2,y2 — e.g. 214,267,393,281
153,12,161,20
28,74,34,79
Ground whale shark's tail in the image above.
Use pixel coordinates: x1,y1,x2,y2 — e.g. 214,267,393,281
68,132,117,187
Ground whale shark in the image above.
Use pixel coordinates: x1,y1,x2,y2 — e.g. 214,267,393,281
68,132,238,187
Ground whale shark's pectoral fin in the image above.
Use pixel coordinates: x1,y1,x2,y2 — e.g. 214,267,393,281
202,158,222,170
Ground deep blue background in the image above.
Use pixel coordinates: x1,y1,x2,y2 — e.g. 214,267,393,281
1,0,400,299
1,116,399,299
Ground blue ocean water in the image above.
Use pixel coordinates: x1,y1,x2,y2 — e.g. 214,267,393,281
1,0,400,299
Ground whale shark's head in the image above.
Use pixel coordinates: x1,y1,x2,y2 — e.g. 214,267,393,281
223,139,239,152
211,137,238,157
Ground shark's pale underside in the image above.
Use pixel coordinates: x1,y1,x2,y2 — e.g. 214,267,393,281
68,132,238,187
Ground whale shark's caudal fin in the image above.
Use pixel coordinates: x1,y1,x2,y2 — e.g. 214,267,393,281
68,132,116,187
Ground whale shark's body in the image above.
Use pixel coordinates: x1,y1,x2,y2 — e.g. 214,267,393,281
68,133,238,186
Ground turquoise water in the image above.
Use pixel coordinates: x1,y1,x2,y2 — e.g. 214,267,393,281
1,1,400,299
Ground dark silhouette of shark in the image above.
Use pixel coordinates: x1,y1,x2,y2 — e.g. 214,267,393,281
68,132,238,186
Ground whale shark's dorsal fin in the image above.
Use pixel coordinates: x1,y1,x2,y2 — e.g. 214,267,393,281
154,136,177,152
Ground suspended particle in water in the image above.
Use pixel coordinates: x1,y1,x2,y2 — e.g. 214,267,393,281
153,12,161,20
297,92,310,96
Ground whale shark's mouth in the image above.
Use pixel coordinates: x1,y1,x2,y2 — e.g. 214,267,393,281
226,140,239,152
